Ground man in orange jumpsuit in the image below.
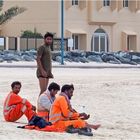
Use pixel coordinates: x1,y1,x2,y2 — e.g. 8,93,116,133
49,84,100,135
3,81,36,122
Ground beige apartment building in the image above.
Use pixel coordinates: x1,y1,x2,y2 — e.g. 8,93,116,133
1,0,140,52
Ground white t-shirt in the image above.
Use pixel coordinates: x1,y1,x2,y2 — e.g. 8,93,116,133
37,91,55,111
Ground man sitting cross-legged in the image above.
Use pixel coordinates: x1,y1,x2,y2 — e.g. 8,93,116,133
49,84,101,136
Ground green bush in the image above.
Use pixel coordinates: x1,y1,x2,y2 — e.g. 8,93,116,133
21,30,43,38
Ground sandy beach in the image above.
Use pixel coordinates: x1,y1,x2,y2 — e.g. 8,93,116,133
0,67,140,140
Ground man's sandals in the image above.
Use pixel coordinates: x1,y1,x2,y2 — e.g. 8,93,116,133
66,125,93,136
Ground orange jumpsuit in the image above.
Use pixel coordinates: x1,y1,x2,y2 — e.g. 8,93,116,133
49,95,86,131
37,111,49,121
3,92,35,122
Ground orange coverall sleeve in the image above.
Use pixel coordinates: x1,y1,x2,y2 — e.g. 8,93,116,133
9,94,32,108
23,99,33,108
9,94,23,106
59,97,79,118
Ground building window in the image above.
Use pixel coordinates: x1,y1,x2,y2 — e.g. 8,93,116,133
103,0,110,6
72,34,79,50
92,28,109,52
123,0,128,7
72,0,78,6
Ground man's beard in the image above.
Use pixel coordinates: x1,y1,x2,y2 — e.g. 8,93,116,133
45,42,52,45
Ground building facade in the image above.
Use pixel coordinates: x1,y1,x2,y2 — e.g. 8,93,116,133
1,0,140,52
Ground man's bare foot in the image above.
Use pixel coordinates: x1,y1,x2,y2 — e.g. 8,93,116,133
93,124,101,130
89,124,101,130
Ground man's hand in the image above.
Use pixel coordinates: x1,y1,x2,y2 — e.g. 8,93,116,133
79,113,87,117
79,113,90,120
32,105,36,111
71,108,77,113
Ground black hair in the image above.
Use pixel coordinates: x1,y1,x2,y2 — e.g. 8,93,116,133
48,82,60,91
44,32,53,39
11,81,21,89
61,84,74,92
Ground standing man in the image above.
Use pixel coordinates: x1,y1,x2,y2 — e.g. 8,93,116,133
37,82,60,121
36,32,54,95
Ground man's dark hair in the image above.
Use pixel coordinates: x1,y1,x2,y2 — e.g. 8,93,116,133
44,32,53,39
11,81,21,89
48,82,60,91
61,84,74,92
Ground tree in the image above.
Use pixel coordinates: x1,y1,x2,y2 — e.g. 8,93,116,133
0,0,26,25
21,29,43,38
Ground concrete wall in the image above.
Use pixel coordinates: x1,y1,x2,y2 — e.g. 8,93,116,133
1,0,140,51
1,1,60,37
87,0,140,51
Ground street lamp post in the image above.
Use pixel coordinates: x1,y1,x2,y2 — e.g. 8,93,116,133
61,0,64,65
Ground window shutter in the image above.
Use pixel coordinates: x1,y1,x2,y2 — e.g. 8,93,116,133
96,0,103,11
79,0,86,10
121,32,127,51
65,0,71,10
128,0,137,12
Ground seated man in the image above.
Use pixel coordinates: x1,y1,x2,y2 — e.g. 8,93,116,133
37,82,60,121
3,81,49,129
3,81,36,122
49,84,100,136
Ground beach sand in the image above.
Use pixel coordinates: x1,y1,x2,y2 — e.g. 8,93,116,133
0,67,140,140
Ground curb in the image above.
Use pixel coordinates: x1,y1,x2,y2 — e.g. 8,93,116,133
0,64,140,69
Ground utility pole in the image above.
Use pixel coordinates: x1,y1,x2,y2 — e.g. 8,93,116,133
61,0,64,65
